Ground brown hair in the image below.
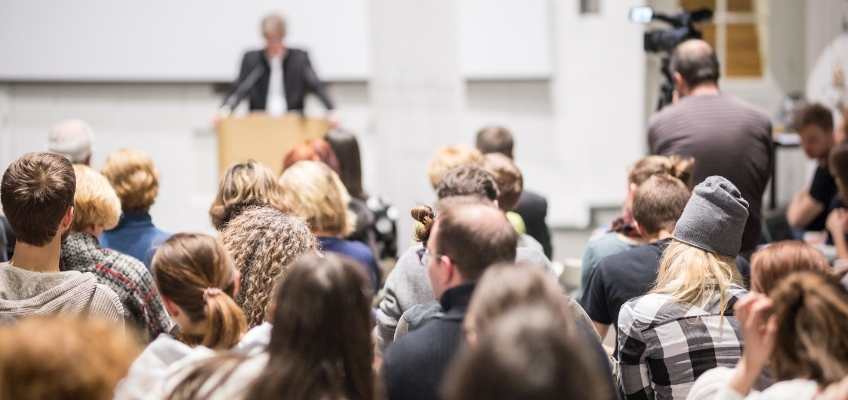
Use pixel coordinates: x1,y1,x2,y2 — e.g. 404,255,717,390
101,148,160,212
281,138,341,174
769,272,848,386
209,160,286,231
0,317,141,400
629,155,695,188
427,145,484,189
71,164,121,232
632,174,690,235
411,196,496,245
797,103,834,133
279,160,355,236
1,152,76,246
829,142,848,199
465,263,576,341
221,206,318,327
433,203,517,281
482,153,523,211
750,241,831,295
435,165,499,202
443,305,611,400
152,233,246,349
326,129,367,200
475,126,514,158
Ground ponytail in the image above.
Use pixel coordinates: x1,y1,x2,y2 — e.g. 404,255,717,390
411,205,435,244
202,289,247,350
152,233,248,350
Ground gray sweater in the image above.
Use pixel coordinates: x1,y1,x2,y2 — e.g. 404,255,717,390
375,239,555,351
0,262,124,323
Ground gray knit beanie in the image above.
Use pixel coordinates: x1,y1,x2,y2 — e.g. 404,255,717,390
672,176,749,258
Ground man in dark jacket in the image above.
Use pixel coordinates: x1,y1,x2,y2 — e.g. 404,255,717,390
382,203,518,400
222,13,335,118
475,126,553,258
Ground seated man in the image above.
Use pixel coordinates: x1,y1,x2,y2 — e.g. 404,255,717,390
476,126,553,258
0,152,123,322
482,152,544,254
787,103,838,232
383,202,517,400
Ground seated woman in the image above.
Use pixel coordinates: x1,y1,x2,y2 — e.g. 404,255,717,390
101,148,171,268
220,206,318,329
618,176,748,400
689,272,848,399
580,155,693,296
209,160,286,231
61,165,172,340
115,233,247,399
279,160,380,289
164,254,375,400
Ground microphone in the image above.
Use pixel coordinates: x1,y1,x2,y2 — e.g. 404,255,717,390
220,63,267,112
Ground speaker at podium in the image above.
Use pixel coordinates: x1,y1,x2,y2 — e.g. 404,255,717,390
215,113,330,176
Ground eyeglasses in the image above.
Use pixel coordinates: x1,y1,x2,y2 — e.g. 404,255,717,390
417,247,442,266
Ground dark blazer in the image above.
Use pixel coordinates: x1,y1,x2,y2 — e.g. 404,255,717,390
515,190,553,258
383,283,473,400
225,48,335,112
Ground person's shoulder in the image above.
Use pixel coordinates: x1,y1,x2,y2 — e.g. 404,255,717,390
619,292,677,326
286,47,310,60
107,249,150,276
91,283,126,318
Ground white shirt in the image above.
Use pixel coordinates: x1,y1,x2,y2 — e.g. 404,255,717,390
265,54,287,116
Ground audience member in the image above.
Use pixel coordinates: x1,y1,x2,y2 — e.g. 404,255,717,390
689,272,848,399
581,155,694,295
327,129,399,260
482,153,542,249
750,240,830,295
209,160,286,231
787,103,838,232
427,145,484,189
581,173,690,339
101,148,171,267
0,317,140,400
60,165,173,339
220,206,318,328
115,233,247,399
376,166,552,351
476,125,553,258
165,253,374,400
442,305,613,400
383,202,518,400
618,176,749,400
48,118,95,165
0,153,123,321
826,142,848,260
648,39,772,256
279,160,380,288
281,138,341,173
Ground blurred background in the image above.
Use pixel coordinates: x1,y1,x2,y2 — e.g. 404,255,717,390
0,0,842,264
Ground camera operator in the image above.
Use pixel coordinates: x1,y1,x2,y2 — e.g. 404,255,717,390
648,39,773,257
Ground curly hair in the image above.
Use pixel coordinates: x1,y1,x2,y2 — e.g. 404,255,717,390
221,206,318,327
101,148,159,212
72,164,121,232
209,160,287,231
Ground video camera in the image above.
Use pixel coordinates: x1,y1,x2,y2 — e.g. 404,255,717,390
630,6,713,109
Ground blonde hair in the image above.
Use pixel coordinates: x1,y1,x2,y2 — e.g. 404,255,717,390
279,160,355,236
101,148,159,212
652,240,742,311
209,160,287,231
72,164,121,232
0,317,141,400
427,145,484,189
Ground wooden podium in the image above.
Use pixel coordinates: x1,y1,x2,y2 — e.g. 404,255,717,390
216,114,330,176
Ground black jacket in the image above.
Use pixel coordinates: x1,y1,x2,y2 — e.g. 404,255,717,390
383,283,473,400
515,190,553,258
225,48,335,112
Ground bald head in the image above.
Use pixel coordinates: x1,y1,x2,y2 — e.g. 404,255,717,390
670,39,720,91
433,203,518,281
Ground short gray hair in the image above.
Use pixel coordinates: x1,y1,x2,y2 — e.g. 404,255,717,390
48,119,94,164
260,13,286,38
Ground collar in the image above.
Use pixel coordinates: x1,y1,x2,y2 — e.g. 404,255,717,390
439,283,475,316
70,231,101,248
116,211,154,228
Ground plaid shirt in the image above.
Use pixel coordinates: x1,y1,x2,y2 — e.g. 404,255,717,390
61,232,174,340
617,285,747,400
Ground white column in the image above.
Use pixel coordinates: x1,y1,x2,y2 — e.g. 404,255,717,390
369,0,466,249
